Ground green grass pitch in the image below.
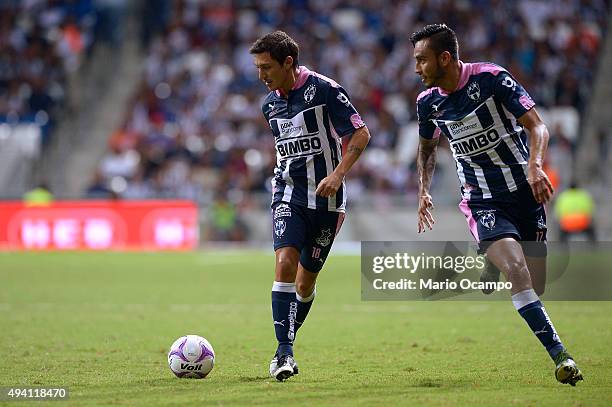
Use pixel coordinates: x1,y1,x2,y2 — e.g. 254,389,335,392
0,251,610,406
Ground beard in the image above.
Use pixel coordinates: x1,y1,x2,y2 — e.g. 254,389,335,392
425,64,446,88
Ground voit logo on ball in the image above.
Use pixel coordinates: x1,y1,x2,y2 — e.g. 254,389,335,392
168,335,215,379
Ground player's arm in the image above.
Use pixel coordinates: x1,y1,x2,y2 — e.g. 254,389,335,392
518,108,554,204
316,126,370,198
417,136,439,232
493,70,554,204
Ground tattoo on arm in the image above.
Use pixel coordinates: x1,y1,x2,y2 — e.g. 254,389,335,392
333,126,370,178
417,138,439,194
347,145,364,156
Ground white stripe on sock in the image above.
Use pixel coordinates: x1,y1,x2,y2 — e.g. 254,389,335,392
296,286,316,303
512,288,539,310
272,281,296,293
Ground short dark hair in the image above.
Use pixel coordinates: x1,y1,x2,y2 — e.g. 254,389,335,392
249,30,299,68
410,24,459,60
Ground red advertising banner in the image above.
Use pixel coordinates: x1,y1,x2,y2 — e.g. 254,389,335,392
0,200,199,251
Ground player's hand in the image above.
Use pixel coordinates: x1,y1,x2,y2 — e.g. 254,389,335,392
527,164,554,204
417,192,435,233
316,173,343,198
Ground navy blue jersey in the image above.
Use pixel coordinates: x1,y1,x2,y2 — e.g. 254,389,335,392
262,66,365,212
417,62,536,201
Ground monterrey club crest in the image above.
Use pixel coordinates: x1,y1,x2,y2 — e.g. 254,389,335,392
304,84,316,103
315,229,332,247
478,210,496,230
537,215,546,229
274,219,286,237
467,82,480,101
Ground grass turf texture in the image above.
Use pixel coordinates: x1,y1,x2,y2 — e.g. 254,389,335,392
0,251,610,406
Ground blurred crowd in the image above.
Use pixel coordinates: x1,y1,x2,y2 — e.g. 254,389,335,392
0,0,90,144
0,0,127,145
68,0,609,230
92,0,609,215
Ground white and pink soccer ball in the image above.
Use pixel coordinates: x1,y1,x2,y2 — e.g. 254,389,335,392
167,335,215,379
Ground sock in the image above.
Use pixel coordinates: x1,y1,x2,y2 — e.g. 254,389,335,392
512,288,565,361
295,285,316,335
271,281,297,356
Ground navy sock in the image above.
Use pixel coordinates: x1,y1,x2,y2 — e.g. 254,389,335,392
512,289,565,360
271,281,296,356
295,286,316,335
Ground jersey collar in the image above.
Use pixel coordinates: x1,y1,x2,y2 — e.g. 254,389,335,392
276,66,311,98
438,60,471,96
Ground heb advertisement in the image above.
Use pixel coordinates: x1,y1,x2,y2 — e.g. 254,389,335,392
0,200,199,251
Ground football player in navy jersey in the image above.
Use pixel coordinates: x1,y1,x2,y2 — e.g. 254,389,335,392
250,31,370,381
411,24,582,386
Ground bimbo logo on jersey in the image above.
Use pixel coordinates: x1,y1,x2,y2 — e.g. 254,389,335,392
277,136,322,159
451,129,501,156
272,108,324,160
442,102,503,157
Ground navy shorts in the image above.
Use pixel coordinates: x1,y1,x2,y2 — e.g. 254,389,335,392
272,202,345,272
459,183,547,257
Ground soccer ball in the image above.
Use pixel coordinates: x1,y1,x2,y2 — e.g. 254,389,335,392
167,335,215,379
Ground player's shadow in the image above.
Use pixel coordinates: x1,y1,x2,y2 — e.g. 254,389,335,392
408,377,472,388
238,375,272,382
140,377,210,386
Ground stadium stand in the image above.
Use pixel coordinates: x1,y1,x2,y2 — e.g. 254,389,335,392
0,1,110,198
577,8,612,185
2,1,609,241
90,0,609,212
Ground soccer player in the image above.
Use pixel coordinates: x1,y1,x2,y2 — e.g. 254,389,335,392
250,31,370,381
411,24,583,386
